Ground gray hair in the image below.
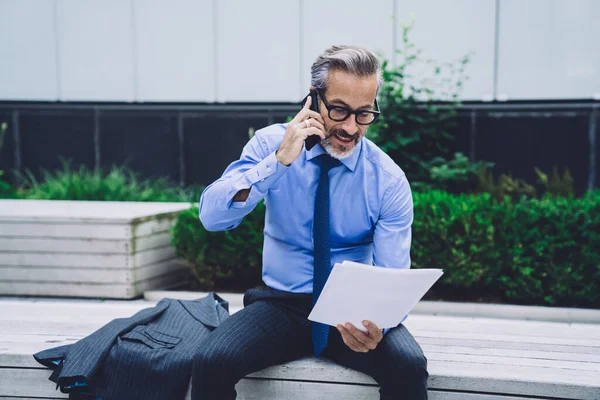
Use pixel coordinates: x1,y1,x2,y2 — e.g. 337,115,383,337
310,45,383,92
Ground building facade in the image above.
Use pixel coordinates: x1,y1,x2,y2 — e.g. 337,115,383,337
1,0,598,192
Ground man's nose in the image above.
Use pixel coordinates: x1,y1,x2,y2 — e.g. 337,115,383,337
339,114,359,134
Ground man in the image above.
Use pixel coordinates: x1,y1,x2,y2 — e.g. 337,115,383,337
193,45,428,399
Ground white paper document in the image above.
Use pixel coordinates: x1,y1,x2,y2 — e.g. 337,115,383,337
308,261,443,331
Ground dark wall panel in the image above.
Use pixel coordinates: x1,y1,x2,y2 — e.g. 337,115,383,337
272,112,294,124
595,113,600,192
476,114,590,195
184,115,269,186
19,112,95,179
451,113,475,158
1,102,598,194
99,112,180,182
0,111,14,177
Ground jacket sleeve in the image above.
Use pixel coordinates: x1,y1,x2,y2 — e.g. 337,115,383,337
199,129,290,231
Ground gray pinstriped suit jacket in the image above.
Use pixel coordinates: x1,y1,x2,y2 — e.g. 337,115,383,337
33,293,229,400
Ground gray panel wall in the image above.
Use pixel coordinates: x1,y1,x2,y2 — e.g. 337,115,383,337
216,0,300,102
395,0,496,101
0,0,58,100
301,0,395,94
497,0,600,100
0,0,598,102
133,0,215,102
56,0,135,101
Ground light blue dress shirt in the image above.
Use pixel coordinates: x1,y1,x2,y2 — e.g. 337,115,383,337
199,123,414,296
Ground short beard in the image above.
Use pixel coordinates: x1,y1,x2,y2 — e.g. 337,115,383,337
321,129,362,160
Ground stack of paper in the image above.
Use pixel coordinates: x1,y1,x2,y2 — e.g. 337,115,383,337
308,261,443,331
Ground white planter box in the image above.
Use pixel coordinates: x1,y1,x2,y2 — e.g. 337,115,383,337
0,199,193,299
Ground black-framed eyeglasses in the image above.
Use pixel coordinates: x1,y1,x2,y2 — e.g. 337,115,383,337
316,90,381,125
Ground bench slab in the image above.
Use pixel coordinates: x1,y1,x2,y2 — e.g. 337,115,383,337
0,298,598,399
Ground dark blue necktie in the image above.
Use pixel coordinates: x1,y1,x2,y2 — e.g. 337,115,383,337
312,154,338,357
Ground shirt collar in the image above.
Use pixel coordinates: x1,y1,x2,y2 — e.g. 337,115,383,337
305,139,362,172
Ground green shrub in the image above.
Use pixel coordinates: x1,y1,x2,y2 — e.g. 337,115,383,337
475,167,537,201
171,190,600,308
474,165,575,202
411,191,504,294
429,153,494,194
0,170,19,199
412,190,600,307
17,160,201,203
368,19,477,191
534,166,575,198
496,192,600,306
171,202,266,290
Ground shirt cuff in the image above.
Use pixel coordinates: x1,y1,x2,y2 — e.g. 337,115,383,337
383,314,408,336
226,151,289,209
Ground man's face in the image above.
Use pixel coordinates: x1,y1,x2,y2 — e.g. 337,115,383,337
318,69,378,159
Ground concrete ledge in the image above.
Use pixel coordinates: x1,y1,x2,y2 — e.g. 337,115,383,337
0,199,192,299
412,300,600,324
144,290,600,324
3,299,599,399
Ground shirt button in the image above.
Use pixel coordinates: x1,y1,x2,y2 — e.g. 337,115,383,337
266,166,272,172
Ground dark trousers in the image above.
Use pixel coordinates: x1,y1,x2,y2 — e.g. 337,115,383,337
191,288,429,399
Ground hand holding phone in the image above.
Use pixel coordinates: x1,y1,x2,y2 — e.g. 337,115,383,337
304,90,321,151
275,91,326,166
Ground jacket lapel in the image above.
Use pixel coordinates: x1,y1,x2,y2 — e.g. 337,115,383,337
179,292,229,328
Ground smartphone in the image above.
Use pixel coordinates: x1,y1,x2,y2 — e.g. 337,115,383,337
302,90,321,151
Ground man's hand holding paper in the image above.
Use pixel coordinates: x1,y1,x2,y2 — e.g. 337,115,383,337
336,319,384,353
308,261,443,337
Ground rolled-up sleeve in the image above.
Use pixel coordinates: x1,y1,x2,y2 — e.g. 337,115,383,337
372,174,413,270
199,130,290,231
373,175,413,335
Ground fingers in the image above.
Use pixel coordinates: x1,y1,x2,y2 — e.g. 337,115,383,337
337,324,369,352
297,120,325,140
337,323,380,352
293,126,325,141
290,96,312,125
303,118,325,134
277,97,326,165
363,320,384,342
303,93,312,110
346,323,379,351
305,110,325,125
290,96,325,126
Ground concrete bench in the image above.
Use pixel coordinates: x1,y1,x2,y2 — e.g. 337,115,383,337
0,200,191,299
0,299,598,399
